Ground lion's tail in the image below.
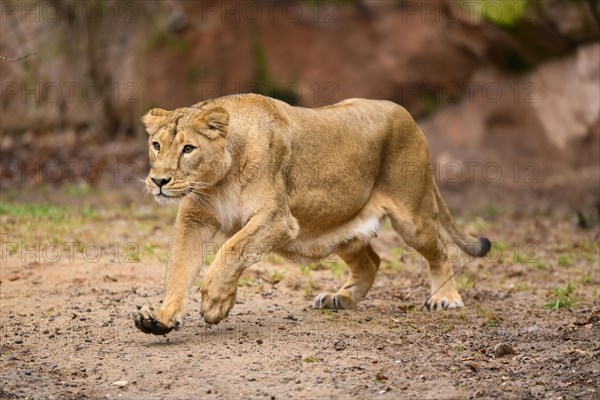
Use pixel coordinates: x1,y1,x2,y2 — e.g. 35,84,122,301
433,181,491,258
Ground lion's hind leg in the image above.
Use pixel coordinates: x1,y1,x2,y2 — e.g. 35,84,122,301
386,200,463,311
313,244,380,309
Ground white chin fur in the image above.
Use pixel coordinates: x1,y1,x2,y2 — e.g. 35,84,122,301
153,195,182,205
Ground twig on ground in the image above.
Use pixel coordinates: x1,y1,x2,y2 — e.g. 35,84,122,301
0,52,36,62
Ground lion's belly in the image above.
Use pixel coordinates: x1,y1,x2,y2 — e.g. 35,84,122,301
287,180,375,231
276,199,387,263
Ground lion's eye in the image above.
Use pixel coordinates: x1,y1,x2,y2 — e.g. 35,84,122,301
182,145,196,154
152,142,160,151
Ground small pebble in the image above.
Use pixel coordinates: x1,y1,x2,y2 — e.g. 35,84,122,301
112,380,128,387
494,343,516,357
14,338,23,344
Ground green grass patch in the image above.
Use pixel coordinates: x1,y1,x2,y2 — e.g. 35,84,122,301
480,204,501,219
0,201,98,222
457,274,476,290
238,276,258,288
544,282,577,311
557,253,573,267
62,184,93,196
469,217,490,230
303,282,314,297
476,304,502,327
577,272,592,285
264,270,285,285
0,203,68,219
301,263,315,276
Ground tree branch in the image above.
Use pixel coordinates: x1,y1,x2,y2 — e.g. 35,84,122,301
0,52,36,62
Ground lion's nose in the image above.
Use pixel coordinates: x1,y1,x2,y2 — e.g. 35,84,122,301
151,177,171,188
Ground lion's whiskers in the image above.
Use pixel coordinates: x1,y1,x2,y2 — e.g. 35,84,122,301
187,192,211,209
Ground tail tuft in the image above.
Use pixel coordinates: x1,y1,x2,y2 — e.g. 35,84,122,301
477,237,492,257
433,180,492,259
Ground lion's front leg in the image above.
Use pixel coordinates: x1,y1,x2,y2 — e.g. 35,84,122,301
201,212,297,324
199,263,239,325
134,202,216,335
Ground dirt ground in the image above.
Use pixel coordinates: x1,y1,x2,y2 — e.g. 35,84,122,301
0,184,599,400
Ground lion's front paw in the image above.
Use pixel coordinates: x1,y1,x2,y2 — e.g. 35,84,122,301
200,274,237,324
313,293,353,309
425,294,464,311
133,305,182,335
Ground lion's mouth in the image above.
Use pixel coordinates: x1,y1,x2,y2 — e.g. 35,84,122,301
150,187,190,202
154,190,187,199
148,185,187,198
152,191,186,205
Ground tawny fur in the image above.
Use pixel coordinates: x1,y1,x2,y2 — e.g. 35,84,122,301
134,94,491,335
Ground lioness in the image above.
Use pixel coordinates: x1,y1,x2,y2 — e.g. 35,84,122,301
134,94,491,335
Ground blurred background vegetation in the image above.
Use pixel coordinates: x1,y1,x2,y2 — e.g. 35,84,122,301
0,0,598,217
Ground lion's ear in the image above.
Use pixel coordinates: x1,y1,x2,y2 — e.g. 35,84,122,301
194,107,229,139
141,108,170,134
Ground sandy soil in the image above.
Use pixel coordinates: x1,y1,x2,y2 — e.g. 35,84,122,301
1,186,599,399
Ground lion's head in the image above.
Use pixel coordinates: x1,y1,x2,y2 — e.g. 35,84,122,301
141,106,232,204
